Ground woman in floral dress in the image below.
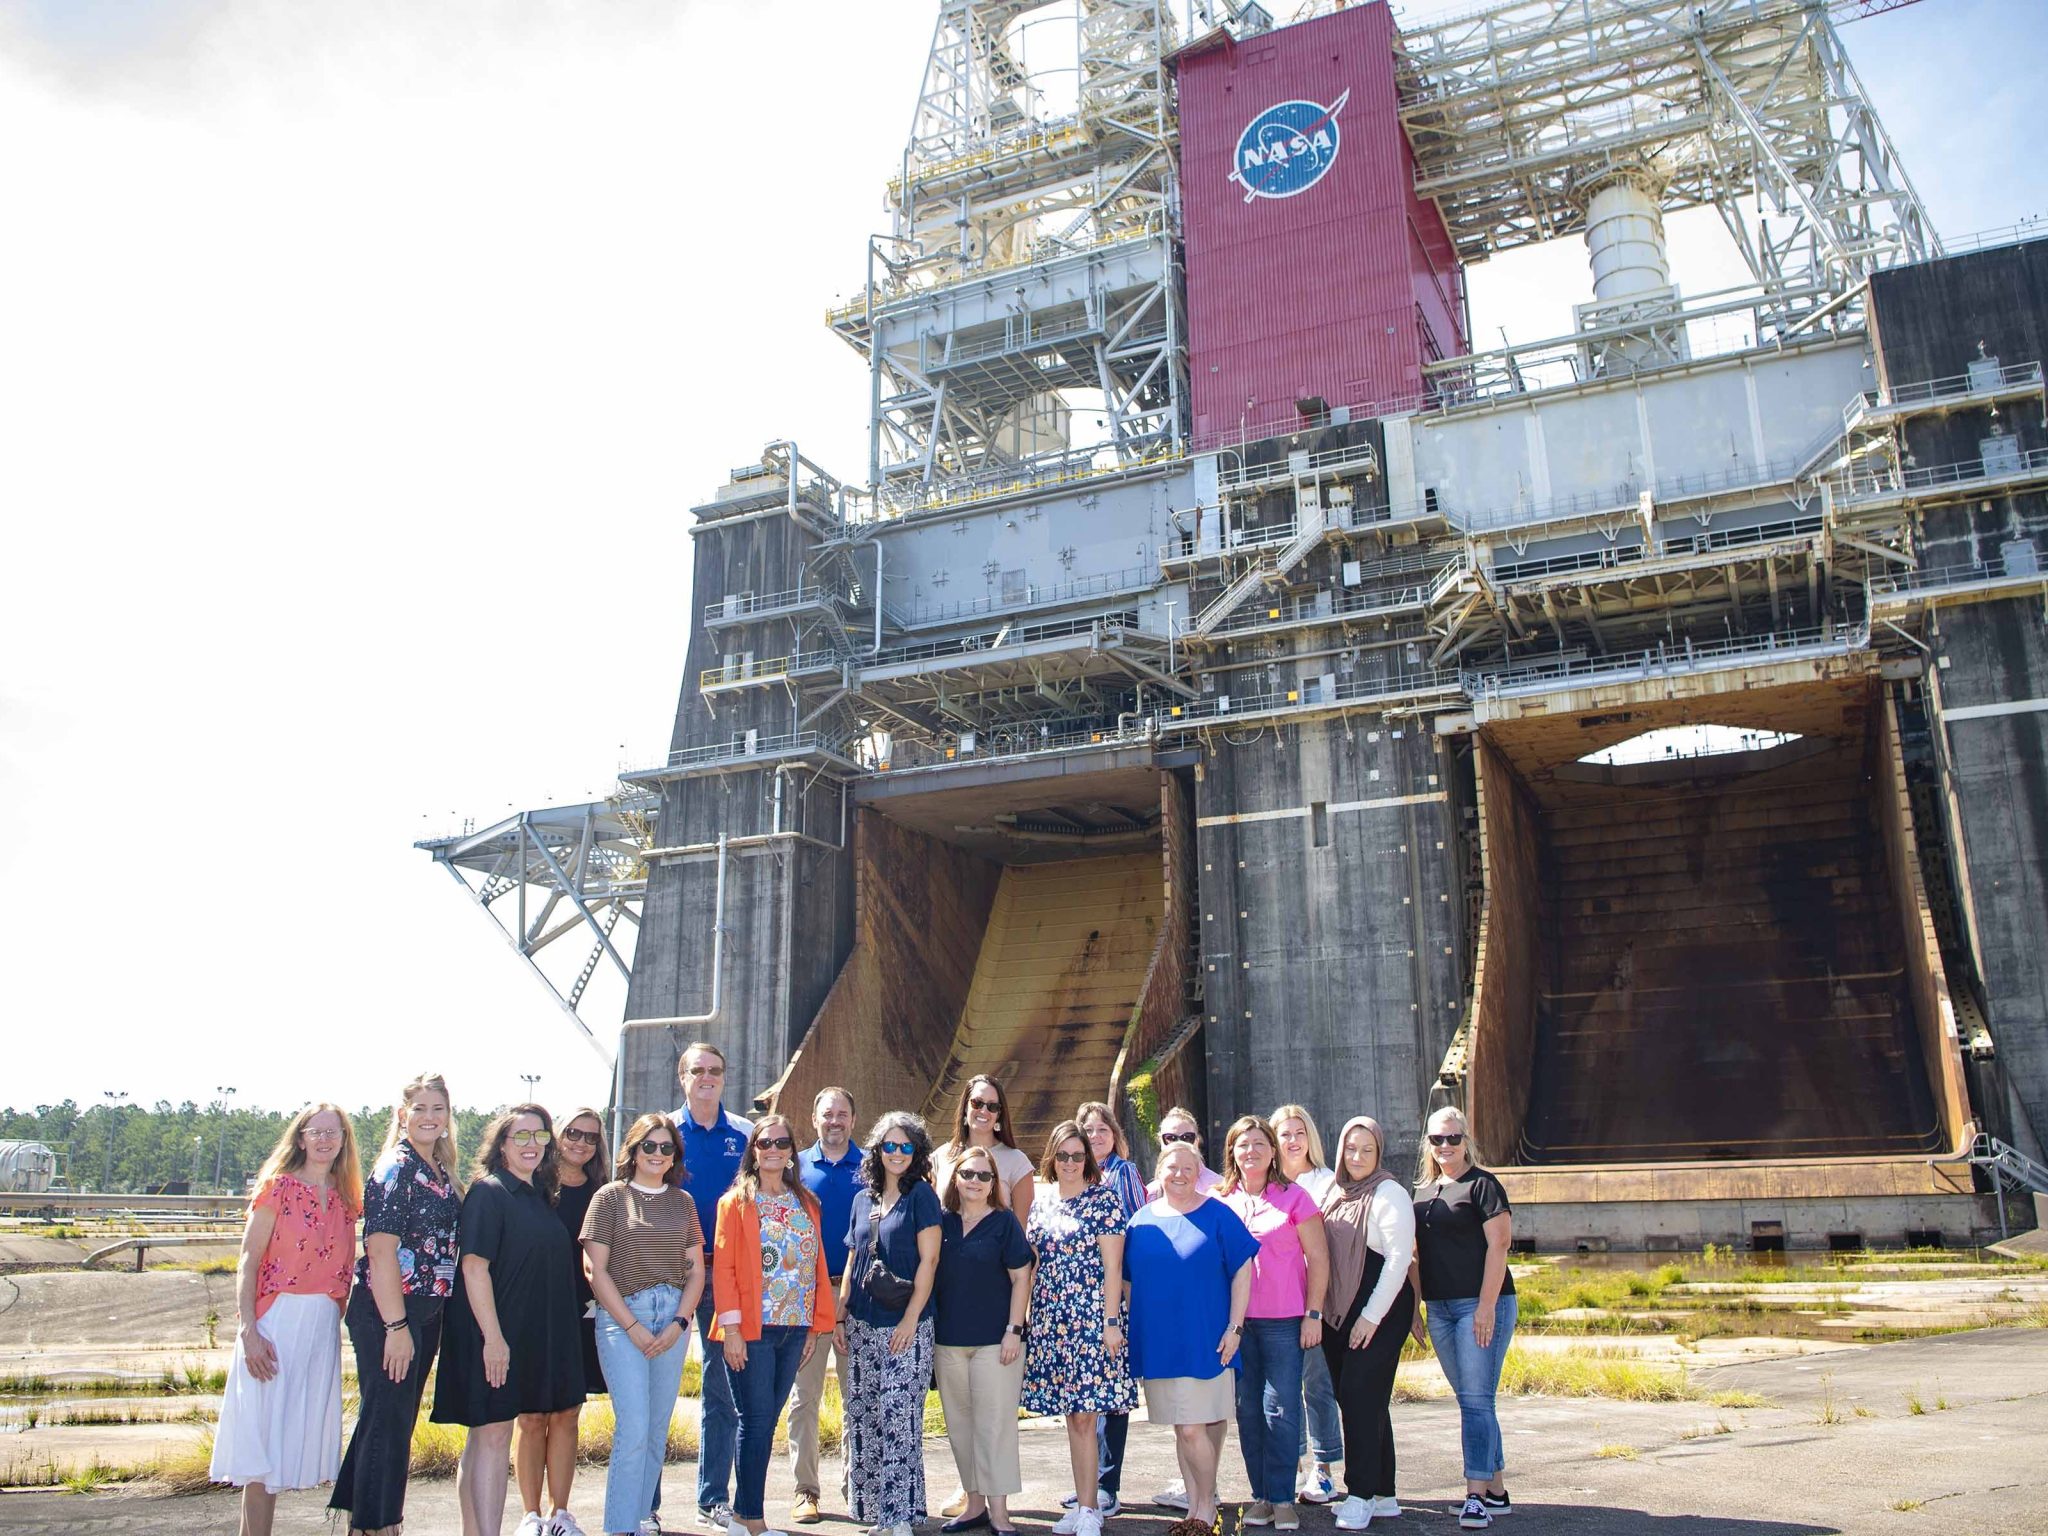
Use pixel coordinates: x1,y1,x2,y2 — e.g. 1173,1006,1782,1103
1022,1120,1137,1536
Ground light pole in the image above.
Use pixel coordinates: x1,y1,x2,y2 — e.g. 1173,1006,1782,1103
191,1135,204,1191
100,1091,127,1192
213,1086,237,1193
518,1074,541,1104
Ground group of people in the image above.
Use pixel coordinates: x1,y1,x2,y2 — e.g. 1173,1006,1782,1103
206,1047,1518,1536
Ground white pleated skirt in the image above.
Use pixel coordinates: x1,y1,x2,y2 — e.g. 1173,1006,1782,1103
210,1292,344,1491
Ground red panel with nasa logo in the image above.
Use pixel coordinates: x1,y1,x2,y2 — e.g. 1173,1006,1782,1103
1176,2,1465,447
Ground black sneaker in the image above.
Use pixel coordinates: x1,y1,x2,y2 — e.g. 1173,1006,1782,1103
1458,1496,1491,1530
1481,1491,1512,1516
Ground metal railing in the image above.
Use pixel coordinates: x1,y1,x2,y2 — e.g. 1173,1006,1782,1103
1218,438,1381,490
702,584,843,625
1204,576,1441,638
1844,360,2044,429
1463,623,1865,699
1828,446,2048,507
863,611,1140,671
1457,456,1807,535
1491,513,1824,585
901,565,1155,628
1867,556,2047,600
877,719,1157,773
1159,516,1300,567
866,444,1182,521
1150,667,1467,729
624,730,841,778
698,651,843,692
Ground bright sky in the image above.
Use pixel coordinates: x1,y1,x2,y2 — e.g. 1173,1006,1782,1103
4,0,2043,1119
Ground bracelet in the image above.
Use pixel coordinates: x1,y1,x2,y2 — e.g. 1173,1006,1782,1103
384,1319,409,1333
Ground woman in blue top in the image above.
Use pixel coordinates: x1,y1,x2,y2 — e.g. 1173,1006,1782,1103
1124,1141,1258,1531
931,1144,1034,1536
836,1112,943,1536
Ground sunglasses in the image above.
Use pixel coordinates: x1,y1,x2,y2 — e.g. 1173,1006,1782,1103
755,1136,795,1151
1160,1130,1199,1145
1053,1150,1087,1164
878,1140,916,1156
1428,1132,1466,1147
955,1167,995,1184
508,1130,552,1147
562,1129,602,1146
637,1139,677,1156
969,1098,1002,1113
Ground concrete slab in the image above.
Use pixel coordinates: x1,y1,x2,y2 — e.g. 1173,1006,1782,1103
1,1328,2040,1534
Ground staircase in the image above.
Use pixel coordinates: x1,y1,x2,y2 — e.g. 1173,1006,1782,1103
923,854,1165,1155
1188,497,1328,639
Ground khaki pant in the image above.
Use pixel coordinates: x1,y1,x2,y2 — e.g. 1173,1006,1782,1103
933,1342,1024,1497
786,1323,849,1498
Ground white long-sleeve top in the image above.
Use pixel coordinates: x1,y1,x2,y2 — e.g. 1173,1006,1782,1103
1356,1182,1417,1327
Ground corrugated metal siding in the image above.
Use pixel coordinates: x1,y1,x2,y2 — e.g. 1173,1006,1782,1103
1179,2,1468,443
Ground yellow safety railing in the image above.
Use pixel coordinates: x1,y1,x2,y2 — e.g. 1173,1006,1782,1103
699,655,792,691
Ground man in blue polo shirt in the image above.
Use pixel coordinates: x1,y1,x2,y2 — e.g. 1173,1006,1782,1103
786,1086,862,1523
673,1040,753,1530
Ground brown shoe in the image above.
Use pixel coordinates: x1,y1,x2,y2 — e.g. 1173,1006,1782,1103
792,1494,821,1525
1243,1502,1276,1527
1273,1503,1301,1531
940,1491,969,1519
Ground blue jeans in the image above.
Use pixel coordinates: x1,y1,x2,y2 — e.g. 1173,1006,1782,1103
695,1289,738,1511
1234,1317,1305,1504
730,1325,809,1521
1298,1343,1343,1468
1425,1294,1518,1482
594,1284,689,1536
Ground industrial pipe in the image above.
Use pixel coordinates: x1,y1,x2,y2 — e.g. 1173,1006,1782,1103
610,832,728,1145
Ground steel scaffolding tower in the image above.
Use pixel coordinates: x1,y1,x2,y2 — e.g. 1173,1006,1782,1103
1392,0,1939,340
830,0,1186,503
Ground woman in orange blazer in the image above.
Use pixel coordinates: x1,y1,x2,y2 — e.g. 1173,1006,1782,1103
712,1113,836,1536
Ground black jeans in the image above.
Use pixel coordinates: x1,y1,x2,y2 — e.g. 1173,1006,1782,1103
1322,1262,1415,1503
331,1286,444,1532
1096,1411,1128,1497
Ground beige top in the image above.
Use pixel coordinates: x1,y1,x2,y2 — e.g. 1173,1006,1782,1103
933,1141,1036,1203
579,1181,702,1299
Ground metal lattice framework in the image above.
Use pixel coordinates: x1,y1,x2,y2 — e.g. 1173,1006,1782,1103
832,0,1185,493
417,797,655,1062
1393,0,1939,339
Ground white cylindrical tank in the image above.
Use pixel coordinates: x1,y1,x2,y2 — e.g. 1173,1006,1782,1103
0,1141,58,1194
1583,173,1671,304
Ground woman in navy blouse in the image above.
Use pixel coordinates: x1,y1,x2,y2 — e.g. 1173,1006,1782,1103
931,1144,1034,1536
332,1072,463,1536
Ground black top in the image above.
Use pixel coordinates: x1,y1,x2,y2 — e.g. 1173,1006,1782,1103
431,1172,587,1425
1413,1167,1515,1302
933,1208,1033,1348
554,1178,598,1312
845,1181,943,1328
356,1139,461,1297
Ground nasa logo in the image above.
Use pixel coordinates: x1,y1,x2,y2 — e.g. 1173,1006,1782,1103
1228,91,1350,204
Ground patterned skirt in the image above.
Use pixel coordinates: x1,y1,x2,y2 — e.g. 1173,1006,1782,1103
844,1315,935,1525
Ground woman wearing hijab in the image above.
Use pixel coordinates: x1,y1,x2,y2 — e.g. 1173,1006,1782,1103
1318,1117,1416,1532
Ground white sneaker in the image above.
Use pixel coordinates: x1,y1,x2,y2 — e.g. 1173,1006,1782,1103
1076,1511,1103,1536
1333,1497,1373,1531
638,1521,662,1536
1372,1496,1403,1517
1054,1511,1083,1535
1298,1464,1337,1505
549,1514,587,1536
1153,1481,1190,1513
517,1515,548,1536
889,1526,914,1536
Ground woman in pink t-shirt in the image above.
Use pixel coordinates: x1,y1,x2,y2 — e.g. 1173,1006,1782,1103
1218,1115,1330,1532
211,1103,363,1535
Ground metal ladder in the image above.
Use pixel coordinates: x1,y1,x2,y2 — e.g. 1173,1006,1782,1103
1970,1133,2048,1239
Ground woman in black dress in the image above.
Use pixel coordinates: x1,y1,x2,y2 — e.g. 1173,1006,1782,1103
512,1106,610,1536
433,1104,587,1536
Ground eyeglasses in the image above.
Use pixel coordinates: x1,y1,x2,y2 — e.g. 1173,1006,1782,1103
878,1140,916,1156
562,1129,602,1146
1428,1132,1466,1147
1053,1150,1087,1164
508,1130,552,1147
303,1129,343,1142
637,1139,677,1156
755,1136,795,1151
685,1065,725,1078
969,1098,1001,1113
955,1167,995,1184
1160,1130,1199,1145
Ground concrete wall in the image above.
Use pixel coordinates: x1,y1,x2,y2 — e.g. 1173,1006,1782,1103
1870,240,2048,1154
1195,714,1464,1179
1464,737,1542,1163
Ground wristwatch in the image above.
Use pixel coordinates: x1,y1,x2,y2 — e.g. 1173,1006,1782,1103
1305,1309,1324,1321
1004,1323,1025,1337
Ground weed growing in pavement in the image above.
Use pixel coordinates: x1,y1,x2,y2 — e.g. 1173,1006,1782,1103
1813,1373,1843,1425
1904,1388,1926,1414
1592,1443,1639,1460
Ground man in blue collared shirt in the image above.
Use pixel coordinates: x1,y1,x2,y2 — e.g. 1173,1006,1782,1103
672,1040,754,1528
786,1086,863,1522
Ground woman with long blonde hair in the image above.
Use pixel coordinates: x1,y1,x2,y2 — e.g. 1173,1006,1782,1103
1271,1104,1341,1507
211,1103,362,1536
334,1073,463,1536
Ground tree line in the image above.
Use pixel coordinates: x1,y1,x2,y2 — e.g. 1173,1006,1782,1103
0,1100,519,1194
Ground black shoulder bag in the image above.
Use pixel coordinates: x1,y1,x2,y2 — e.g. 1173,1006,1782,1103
859,1191,916,1309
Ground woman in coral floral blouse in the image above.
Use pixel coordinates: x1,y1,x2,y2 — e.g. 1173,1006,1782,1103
211,1102,363,1536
